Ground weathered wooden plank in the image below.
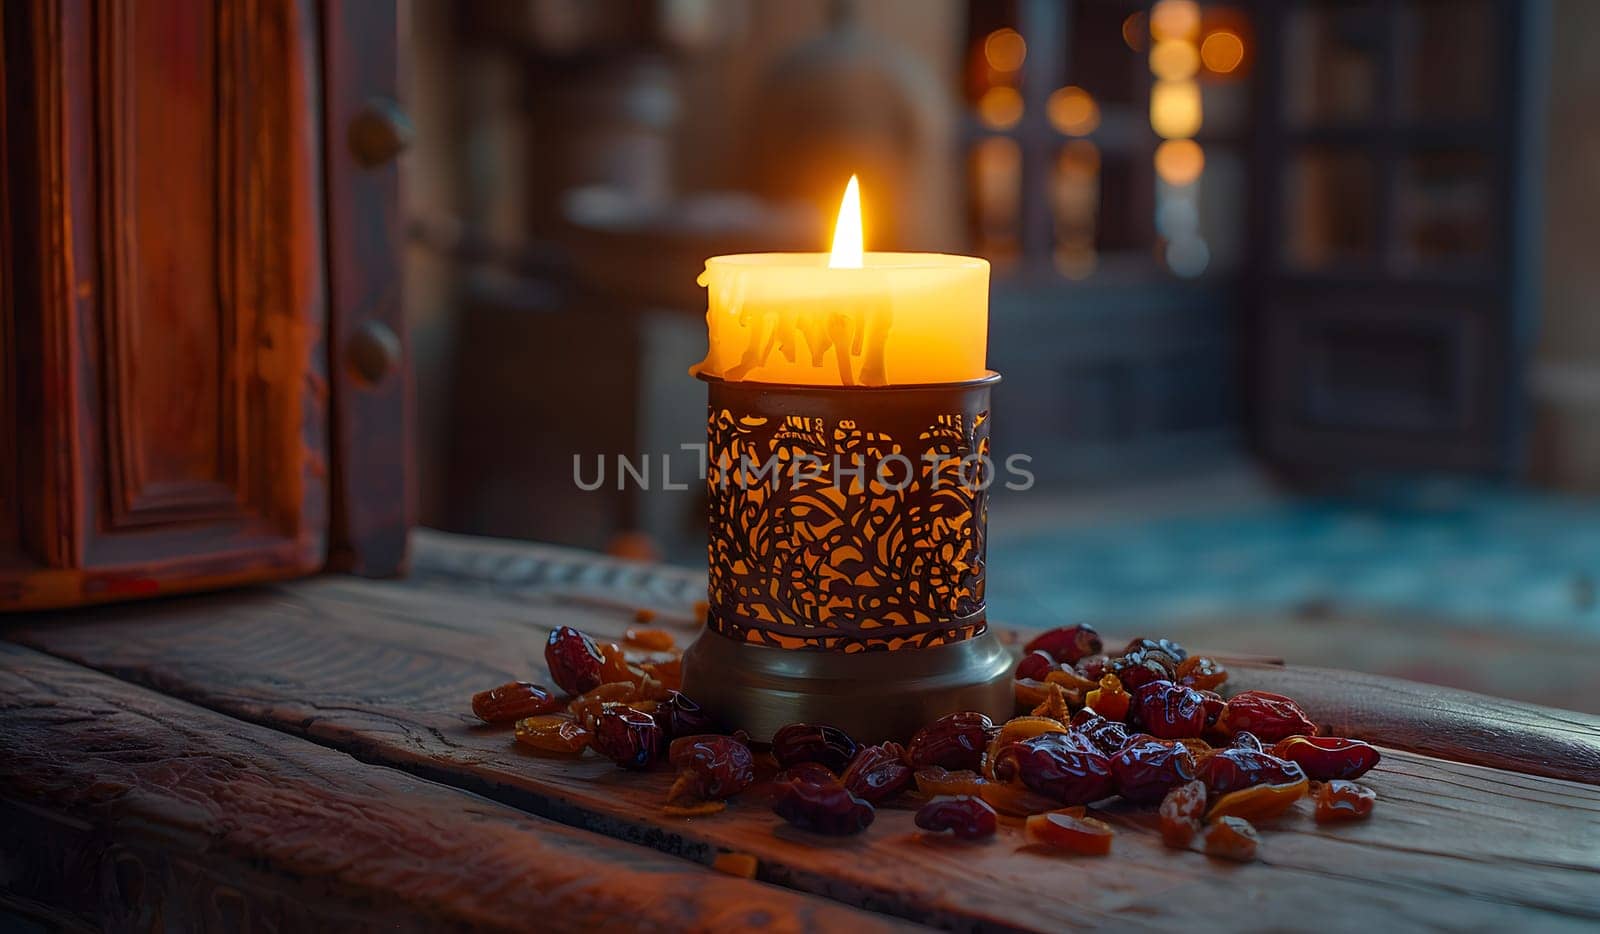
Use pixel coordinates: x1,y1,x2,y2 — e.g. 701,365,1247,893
0,641,913,933
406,531,1600,785
9,572,1600,932
1225,662,1600,786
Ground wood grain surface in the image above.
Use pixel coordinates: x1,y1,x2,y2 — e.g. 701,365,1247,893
6,531,1600,931
0,641,909,933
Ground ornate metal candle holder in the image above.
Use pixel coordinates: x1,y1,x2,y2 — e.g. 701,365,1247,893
681,372,1013,742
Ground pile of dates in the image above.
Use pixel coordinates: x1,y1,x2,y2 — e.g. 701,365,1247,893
471,622,1380,861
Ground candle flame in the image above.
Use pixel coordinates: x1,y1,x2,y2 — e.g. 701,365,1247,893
828,175,864,269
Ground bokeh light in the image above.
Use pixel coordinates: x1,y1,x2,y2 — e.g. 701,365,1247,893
1200,30,1245,74
1150,0,1201,42
1166,235,1211,277
1154,139,1206,186
977,86,1024,130
1121,12,1148,52
1150,79,1203,138
1149,39,1200,81
1047,86,1100,136
984,28,1027,73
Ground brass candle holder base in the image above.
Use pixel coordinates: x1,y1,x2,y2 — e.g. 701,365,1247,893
681,625,1015,744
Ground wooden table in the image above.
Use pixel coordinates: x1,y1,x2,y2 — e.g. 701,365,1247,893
4,531,1599,932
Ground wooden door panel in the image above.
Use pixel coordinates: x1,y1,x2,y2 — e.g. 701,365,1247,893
1,0,327,608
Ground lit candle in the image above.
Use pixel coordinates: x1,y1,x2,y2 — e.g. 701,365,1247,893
694,177,989,386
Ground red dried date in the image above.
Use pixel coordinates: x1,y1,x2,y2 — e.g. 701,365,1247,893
771,723,858,773
1230,731,1264,752
1014,649,1055,682
1196,747,1306,797
471,681,561,723
772,780,875,835
652,691,718,740
841,742,913,804
914,795,998,840
1106,651,1174,692
992,733,1117,805
1023,624,1103,664
1272,735,1381,781
1075,654,1110,680
668,734,754,798
545,626,605,695
1069,708,1131,756
1133,681,1208,739
907,711,995,772
1110,735,1197,803
1219,690,1318,743
593,706,661,770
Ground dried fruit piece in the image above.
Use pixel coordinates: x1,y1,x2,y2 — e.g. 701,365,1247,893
914,766,987,798
978,780,1061,816
640,656,682,691
1030,682,1073,723
1015,649,1055,682
596,641,639,686
593,706,662,770
1083,675,1130,722
1218,690,1318,743
1203,816,1258,862
841,742,913,804
1315,779,1377,822
625,627,676,651
545,626,605,695
1176,655,1228,690
1076,654,1110,681
1271,735,1381,781
471,681,561,723
1123,637,1188,663
771,723,858,773
1133,681,1209,739
1106,652,1174,692
914,795,998,840
653,691,718,740
662,799,726,817
669,734,755,798
772,780,875,835
777,762,840,787
1014,678,1051,709
907,711,995,772
983,716,1068,777
1206,777,1308,823
1230,731,1264,752
1024,811,1115,856
1023,624,1103,664
1196,747,1306,797
1069,708,1130,756
1159,780,1207,849
992,734,1116,805
712,852,758,878
1110,736,1197,804
568,682,643,727
514,714,590,756
1044,667,1099,693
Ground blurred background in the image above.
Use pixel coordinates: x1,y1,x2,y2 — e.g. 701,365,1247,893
398,0,1599,711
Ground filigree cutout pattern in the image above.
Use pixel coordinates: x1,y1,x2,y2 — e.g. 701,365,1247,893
705,399,990,652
